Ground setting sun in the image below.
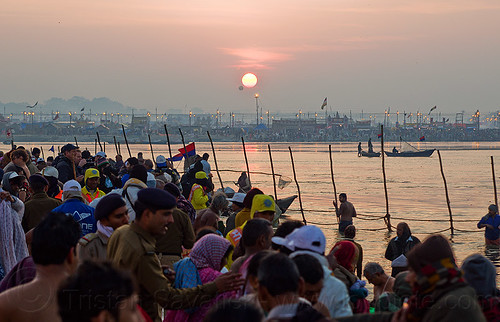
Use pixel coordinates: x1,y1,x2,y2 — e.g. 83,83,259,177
242,73,258,88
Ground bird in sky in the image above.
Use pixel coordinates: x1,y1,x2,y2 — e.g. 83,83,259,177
27,101,38,108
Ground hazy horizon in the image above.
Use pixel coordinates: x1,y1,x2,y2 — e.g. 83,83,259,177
2,0,500,114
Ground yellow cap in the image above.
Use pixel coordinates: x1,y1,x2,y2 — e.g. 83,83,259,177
250,194,275,218
84,168,100,183
195,171,207,180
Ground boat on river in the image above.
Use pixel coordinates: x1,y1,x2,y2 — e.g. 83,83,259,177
384,137,435,157
359,151,381,157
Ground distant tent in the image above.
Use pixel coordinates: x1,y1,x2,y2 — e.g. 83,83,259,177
254,124,268,131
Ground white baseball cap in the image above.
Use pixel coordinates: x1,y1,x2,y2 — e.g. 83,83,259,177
41,166,59,179
62,179,82,201
272,225,326,254
227,192,246,204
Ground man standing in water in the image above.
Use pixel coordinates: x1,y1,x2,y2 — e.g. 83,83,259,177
477,204,500,245
333,193,356,233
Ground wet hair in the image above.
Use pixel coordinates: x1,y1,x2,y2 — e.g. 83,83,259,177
205,299,264,322
292,254,323,285
31,212,81,265
164,183,181,198
196,227,218,241
11,149,28,162
258,252,300,296
144,159,154,170
272,220,304,250
242,218,272,248
210,192,229,211
364,262,384,276
243,188,264,209
126,157,139,166
344,225,356,239
81,150,91,159
129,164,148,183
58,261,135,322
247,250,274,279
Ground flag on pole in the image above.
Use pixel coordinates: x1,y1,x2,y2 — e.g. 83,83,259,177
81,107,85,112
419,136,425,141
168,152,183,162
428,106,437,115
178,142,196,157
321,97,327,110
49,145,55,152
377,133,382,138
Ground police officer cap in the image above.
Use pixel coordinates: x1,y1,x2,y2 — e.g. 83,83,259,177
94,194,127,221
137,188,176,210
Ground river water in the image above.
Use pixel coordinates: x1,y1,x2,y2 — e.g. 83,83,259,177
5,141,500,277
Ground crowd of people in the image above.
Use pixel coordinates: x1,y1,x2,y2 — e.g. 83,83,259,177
0,143,498,322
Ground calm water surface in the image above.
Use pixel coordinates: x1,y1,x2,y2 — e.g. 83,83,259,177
7,141,500,278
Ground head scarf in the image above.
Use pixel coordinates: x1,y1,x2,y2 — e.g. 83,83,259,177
331,240,359,273
189,234,231,271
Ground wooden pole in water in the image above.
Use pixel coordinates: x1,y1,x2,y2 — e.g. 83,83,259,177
380,125,392,232
268,144,278,201
74,136,78,147
148,134,155,163
207,131,224,190
121,124,131,158
241,137,251,185
96,132,103,151
492,156,498,208
289,146,307,225
94,139,97,155
103,141,106,153
113,136,119,155
164,124,173,161
329,144,340,223
437,150,454,235
11,140,14,150
117,142,121,155
40,146,45,160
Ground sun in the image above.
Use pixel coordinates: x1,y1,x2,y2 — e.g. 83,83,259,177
242,73,258,88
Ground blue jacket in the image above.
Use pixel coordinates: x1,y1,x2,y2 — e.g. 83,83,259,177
52,199,96,237
477,214,500,240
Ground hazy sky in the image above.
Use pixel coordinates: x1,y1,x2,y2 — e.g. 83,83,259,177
2,0,500,114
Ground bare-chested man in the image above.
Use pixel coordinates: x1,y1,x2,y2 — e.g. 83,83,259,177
0,212,80,322
333,193,356,233
363,262,394,305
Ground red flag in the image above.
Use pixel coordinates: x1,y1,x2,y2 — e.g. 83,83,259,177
377,133,382,138
419,136,425,141
178,142,196,157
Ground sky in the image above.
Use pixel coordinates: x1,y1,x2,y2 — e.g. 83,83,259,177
2,0,500,115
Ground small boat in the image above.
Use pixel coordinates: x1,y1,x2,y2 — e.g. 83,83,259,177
384,137,435,157
384,149,435,157
359,151,381,157
276,195,297,214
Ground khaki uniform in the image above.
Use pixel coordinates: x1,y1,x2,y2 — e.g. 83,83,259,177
77,231,108,262
22,192,62,232
108,222,218,322
156,209,195,268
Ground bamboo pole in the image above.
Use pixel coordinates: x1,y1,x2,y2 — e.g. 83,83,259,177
113,136,119,155
380,125,392,232
121,124,131,158
96,132,103,151
74,136,78,147
178,128,188,171
94,139,97,155
268,144,278,201
118,142,121,155
164,124,173,161
40,146,45,160
207,131,224,190
103,141,106,153
241,137,251,185
288,146,307,225
492,156,498,208
437,150,454,235
148,134,155,163
329,144,339,223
